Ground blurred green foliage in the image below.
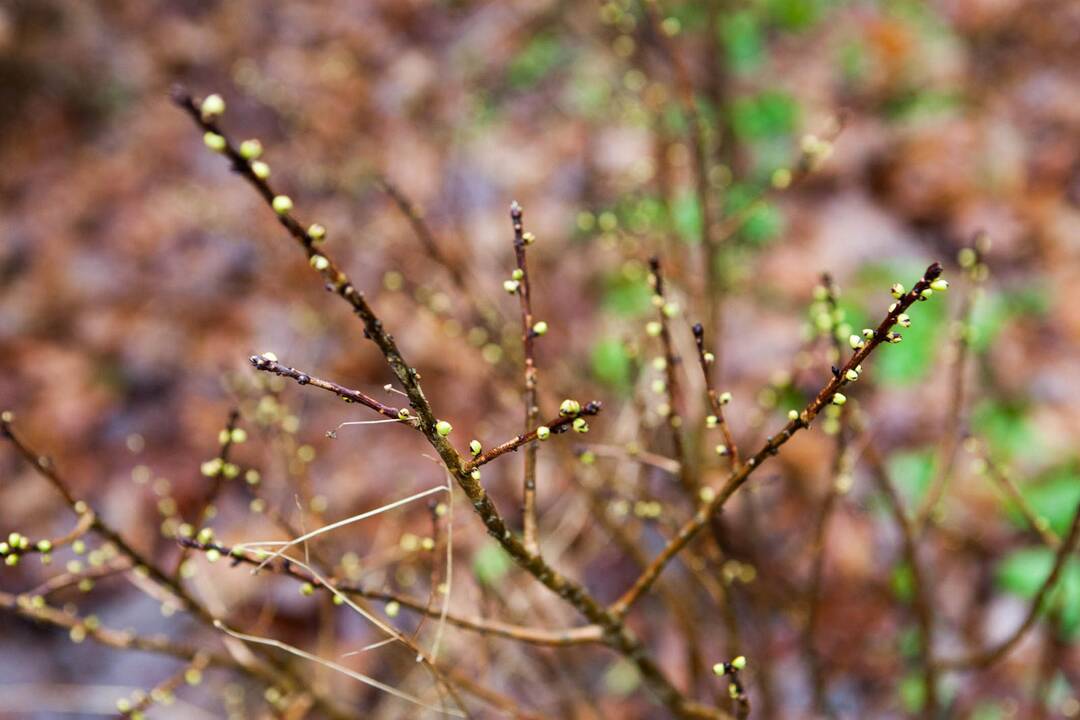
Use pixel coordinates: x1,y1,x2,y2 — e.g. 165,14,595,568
996,546,1080,639
473,541,513,585
591,338,634,393
507,34,569,90
886,448,934,507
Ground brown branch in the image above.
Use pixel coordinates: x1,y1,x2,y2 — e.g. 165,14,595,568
691,323,739,468
0,590,261,680
180,538,603,647
0,414,350,720
172,87,726,719
173,409,242,578
803,272,849,715
249,355,405,421
934,499,1080,671
610,262,944,615
511,202,542,555
864,440,939,715
974,441,1061,550
464,402,602,471
649,257,696,498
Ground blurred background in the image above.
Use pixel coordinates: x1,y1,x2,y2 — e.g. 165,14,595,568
1,0,1078,718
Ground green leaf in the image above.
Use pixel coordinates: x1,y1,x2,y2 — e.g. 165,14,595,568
672,191,702,244
507,35,567,90
898,672,925,713
1020,464,1080,537
971,401,1042,462
473,542,512,586
731,91,800,141
886,449,935,508
996,548,1080,639
720,11,764,75
602,275,652,316
892,563,915,604
591,338,633,392
766,0,825,31
997,547,1056,598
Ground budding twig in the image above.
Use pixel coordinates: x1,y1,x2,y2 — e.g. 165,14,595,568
173,86,730,719
511,202,543,555
610,263,945,615
464,402,602,472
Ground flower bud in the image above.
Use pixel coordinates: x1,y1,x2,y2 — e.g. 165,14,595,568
831,393,847,406
536,426,551,440
307,223,326,241
251,161,270,179
239,139,263,159
435,420,453,437
469,440,482,456
272,195,293,215
203,132,226,153
200,94,226,118
531,321,548,336
559,399,581,416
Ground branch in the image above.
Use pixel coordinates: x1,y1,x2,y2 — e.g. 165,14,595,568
648,257,696,498
864,440,939,714
610,262,945,615
934,499,1080,671
510,202,543,554
179,539,603,647
249,355,405,422
691,323,739,467
172,87,726,719
464,401,602,471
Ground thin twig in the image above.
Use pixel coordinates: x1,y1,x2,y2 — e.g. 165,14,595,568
510,202,543,555
649,256,696,498
610,263,944,615
180,538,603,647
864,440,938,715
934,499,1080,671
172,87,727,718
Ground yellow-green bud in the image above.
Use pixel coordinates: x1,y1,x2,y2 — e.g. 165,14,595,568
511,268,524,281
239,139,263,159
309,255,329,271
844,368,859,382
831,393,847,406
645,321,662,337
788,410,799,421
719,392,732,406
532,321,548,336
572,417,589,433
203,132,226,153
200,94,226,118
307,223,326,241
731,655,747,670
890,283,905,299
930,278,949,292
300,582,315,596
536,426,551,441
36,540,52,553
272,195,293,215
715,444,729,456
560,399,581,416
469,440,482,456
435,420,453,437
251,160,270,179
